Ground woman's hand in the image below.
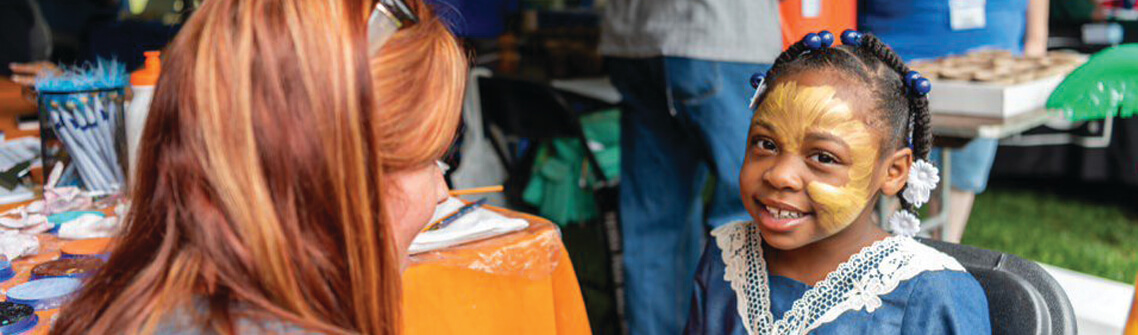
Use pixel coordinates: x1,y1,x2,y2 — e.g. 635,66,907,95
8,61,57,87
8,61,57,102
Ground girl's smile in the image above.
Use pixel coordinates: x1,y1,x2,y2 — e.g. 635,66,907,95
755,196,814,233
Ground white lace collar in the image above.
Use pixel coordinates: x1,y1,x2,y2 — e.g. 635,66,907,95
711,221,966,335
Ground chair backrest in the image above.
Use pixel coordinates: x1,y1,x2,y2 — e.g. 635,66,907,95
917,238,1078,335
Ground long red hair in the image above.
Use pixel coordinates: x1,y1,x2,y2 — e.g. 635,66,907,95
50,0,465,333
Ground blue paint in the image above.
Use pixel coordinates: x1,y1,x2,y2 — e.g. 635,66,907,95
5,278,82,311
0,259,13,283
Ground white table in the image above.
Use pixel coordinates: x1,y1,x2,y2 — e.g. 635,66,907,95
909,108,1059,238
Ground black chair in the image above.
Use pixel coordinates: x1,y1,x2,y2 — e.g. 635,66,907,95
918,238,1078,335
476,75,627,334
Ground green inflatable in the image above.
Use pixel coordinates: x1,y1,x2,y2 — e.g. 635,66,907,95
1047,44,1138,121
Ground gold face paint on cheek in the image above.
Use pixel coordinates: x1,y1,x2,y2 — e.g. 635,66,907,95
754,82,879,233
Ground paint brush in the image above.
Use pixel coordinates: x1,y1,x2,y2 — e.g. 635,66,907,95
422,198,489,232
448,185,504,197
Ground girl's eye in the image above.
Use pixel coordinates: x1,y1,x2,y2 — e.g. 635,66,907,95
753,138,778,153
810,152,840,165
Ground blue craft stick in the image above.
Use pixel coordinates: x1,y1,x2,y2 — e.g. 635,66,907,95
430,198,489,231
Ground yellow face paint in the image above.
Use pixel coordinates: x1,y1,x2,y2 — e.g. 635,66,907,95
753,81,879,232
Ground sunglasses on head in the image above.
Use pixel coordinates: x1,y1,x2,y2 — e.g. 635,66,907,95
368,0,418,55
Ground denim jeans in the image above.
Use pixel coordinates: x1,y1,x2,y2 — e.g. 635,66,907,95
930,139,999,194
607,57,771,335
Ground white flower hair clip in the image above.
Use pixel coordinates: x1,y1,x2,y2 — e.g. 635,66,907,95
889,159,940,237
902,159,939,208
888,210,921,237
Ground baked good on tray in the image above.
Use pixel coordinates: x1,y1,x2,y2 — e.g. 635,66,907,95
908,50,1084,86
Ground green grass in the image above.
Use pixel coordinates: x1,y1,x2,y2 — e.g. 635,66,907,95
962,181,1138,283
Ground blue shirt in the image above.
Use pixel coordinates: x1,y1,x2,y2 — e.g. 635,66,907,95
685,239,993,334
859,0,1028,61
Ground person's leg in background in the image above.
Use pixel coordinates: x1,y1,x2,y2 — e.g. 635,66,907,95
609,57,709,335
935,138,999,243
664,58,772,229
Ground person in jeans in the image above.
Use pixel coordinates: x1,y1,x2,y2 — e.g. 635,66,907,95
600,1,782,333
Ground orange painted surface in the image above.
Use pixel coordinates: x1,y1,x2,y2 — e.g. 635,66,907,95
59,238,115,257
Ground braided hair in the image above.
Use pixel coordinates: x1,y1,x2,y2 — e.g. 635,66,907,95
755,31,933,216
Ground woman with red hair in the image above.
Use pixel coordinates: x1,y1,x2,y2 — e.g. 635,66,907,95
51,0,466,333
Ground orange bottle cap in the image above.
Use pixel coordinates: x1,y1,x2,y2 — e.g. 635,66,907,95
60,238,115,256
130,51,162,86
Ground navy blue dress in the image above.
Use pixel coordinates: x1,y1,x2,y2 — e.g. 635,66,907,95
685,229,992,334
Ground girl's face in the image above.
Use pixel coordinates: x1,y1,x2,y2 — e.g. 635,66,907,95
740,71,910,250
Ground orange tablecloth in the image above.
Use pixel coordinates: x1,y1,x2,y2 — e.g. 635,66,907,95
402,208,591,335
2,202,591,334
405,208,591,332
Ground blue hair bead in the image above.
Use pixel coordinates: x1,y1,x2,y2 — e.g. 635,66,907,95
803,33,822,50
904,71,922,88
819,30,835,48
750,72,766,89
913,78,932,95
840,29,862,46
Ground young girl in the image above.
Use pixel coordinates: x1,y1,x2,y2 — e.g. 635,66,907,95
685,30,991,334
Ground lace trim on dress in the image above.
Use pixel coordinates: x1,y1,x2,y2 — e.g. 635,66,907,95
711,221,966,335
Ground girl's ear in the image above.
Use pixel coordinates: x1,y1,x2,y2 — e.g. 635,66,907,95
881,148,913,196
